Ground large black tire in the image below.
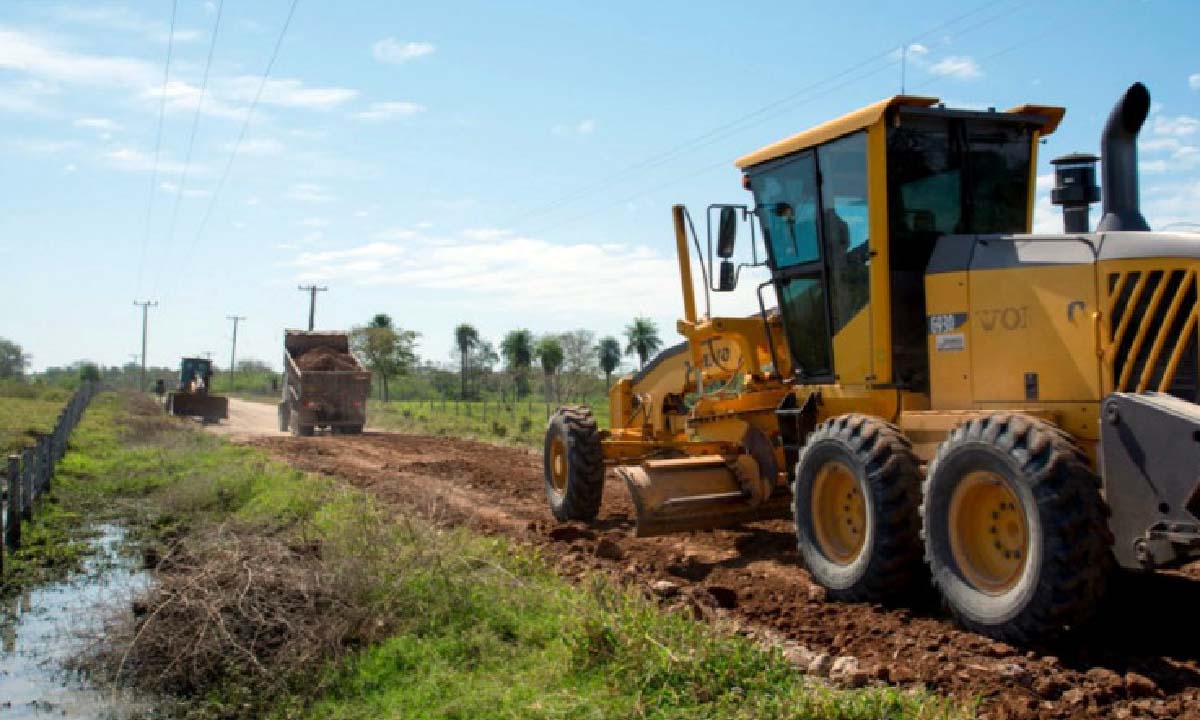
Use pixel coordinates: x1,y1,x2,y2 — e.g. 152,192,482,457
296,424,314,438
543,405,605,522
278,403,289,432
922,414,1111,644
793,414,925,602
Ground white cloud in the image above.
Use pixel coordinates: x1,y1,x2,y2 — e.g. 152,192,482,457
1153,114,1199,137
220,76,358,110
74,116,121,132
300,217,329,228
227,137,285,156
288,228,686,319
63,163,77,173
372,38,436,64
929,56,981,80
246,196,261,207
1145,179,1200,229
0,27,157,88
353,101,426,121
11,138,79,154
287,183,334,203
52,6,202,44
103,146,196,174
889,42,928,61
1190,73,1200,90
158,180,210,198
553,118,598,136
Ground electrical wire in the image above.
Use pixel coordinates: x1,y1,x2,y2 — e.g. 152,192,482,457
504,0,1026,233
186,0,302,260
134,0,179,296
151,0,225,297
523,1,1052,240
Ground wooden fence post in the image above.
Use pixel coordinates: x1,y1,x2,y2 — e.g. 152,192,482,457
20,448,33,521
39,437,50,494
5,455,20,552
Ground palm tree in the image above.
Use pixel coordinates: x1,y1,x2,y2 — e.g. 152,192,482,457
454,323,480,401
535,335,565,402
500,329,534,399
596,336,622,388
624,316,662,369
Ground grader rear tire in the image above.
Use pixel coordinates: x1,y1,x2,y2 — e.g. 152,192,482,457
543,405,604,522
922,414,1111,643
793,414,925,602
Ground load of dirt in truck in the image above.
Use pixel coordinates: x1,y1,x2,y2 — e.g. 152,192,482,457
294,346,359,372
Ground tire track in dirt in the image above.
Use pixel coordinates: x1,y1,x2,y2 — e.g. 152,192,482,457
247,431,1200,720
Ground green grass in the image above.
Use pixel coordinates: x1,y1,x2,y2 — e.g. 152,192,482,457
370,398,612,448
0,381,72,453
0,389,109,592
47,393,968,720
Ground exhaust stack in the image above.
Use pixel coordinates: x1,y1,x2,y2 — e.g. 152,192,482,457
1096,82,1151,232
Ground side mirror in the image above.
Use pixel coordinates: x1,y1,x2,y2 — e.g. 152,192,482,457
718,260,736,291
717,207,738,258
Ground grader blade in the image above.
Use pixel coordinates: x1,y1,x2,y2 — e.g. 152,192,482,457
619,455,791,537
167,392,229,423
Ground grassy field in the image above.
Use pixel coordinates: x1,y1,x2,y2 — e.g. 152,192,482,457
42,394,967,720
0,382,71,453
370,398,612,448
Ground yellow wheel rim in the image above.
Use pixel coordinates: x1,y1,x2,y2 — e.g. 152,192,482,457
949,471,1029,594
549,436,568,492
811,460,867,565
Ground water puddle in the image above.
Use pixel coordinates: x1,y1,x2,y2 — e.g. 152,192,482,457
1,525,149,718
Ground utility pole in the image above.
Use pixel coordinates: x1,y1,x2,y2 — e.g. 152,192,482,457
297,284,327,331
227,315,245,391
132,300,158,391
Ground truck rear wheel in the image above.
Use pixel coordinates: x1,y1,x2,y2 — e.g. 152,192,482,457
793,414,925,602
923,414,1110,643
295,424,314,437
543,405,604,521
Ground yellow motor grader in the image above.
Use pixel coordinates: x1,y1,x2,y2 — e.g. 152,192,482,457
544,82,1200,642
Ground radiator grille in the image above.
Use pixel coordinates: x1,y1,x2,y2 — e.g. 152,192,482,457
1106,268,1199,401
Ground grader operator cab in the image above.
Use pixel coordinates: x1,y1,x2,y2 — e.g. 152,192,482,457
543,82,1200,642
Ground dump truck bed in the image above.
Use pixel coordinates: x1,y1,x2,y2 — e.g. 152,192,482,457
279,330,371,436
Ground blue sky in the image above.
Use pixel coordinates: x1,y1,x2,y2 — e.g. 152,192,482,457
2,0,1198,372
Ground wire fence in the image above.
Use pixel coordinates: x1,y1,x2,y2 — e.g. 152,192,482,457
2,381,99,576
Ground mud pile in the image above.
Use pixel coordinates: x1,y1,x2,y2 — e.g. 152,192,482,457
294,346,360,371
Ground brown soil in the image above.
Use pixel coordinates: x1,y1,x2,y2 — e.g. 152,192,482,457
294,346,359,372
247,431,1200,720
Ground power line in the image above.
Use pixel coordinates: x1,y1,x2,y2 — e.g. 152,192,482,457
504,0,1023,232
186,0,301,258
135,0,179,296
151,0,225,297
525,3,1049,240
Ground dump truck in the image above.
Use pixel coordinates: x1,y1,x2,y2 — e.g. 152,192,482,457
278,330,371,436
542,82,1200,643
166,357,228,423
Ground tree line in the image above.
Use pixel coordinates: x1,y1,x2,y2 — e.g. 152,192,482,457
1,311,668,403
346,315,665,403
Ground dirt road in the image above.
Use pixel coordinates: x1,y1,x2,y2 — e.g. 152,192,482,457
209,418,1200,720
207,398,287,440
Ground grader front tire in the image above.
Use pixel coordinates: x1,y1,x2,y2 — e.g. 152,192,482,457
922,414,1111,643
793,414,925,602
543,405,605,522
